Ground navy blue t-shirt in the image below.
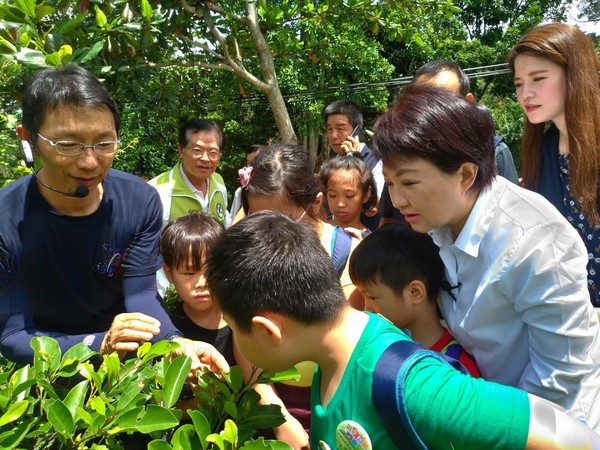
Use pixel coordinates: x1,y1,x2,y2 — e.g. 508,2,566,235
0,169,180,363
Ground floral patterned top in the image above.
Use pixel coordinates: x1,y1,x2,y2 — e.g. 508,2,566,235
537,124,600,306
558,155,600,305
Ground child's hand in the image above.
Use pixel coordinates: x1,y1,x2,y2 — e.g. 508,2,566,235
170,337,230,376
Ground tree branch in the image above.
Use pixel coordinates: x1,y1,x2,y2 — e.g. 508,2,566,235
176,34,224,60
204,1,248,25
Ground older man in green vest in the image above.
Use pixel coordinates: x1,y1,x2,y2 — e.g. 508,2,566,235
150,119,230,228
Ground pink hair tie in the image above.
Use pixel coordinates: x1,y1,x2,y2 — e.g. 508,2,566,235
238,166,254,189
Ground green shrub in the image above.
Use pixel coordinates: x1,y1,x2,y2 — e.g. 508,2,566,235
0,337,295,450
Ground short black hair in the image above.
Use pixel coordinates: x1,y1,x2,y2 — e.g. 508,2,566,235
413,59,470,96
322,100,364,139
178,119,224,149
372,84,496,193
206,211,346,333
133,166,149,177
22,64,121,138
161,212,224,271
349,223,444,302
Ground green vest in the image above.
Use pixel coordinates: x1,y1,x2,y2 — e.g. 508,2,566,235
149,162,228,227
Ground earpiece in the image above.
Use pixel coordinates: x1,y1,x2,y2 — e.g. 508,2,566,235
20,140,34,169
20,137,89,198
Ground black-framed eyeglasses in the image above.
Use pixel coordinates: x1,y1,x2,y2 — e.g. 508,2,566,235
183,146,221,160
37,133,120,156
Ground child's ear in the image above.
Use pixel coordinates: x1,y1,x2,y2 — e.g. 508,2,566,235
312,191,324,214
163,263,174,283
406,280,427,305
251,315,283,345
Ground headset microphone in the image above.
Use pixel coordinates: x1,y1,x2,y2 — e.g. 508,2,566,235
32,171,90,198
21,140,89,198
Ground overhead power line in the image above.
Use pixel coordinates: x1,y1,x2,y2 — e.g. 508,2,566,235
120,63,514,114
198,63,512,110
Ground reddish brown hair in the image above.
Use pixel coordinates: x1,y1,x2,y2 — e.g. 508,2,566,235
508,23,600,225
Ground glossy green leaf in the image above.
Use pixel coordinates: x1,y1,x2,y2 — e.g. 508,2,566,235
188,409,211,450
13,0,35,19
31,336,61,375
115,381,144,411
0,417,35,449
57,44,73,64
229,365,244,392
170,423,199,449
79,361,103,390
76,406,93,426
72,41,104,64
63,380,88,417
35,5,54,22
53,12,88,35
236,410,286,430
44,51,61,66
140,0,153,20
138,340,177,365
61,343,96,368
223,400,238,419
44,399,74,436
221,419,238,443
90,396,107,416
162,355,191,408
148,439,173,450
205,433,225,449
0,35,17,53
9,366,34,400
103,352,121,382
0,400,28,427
117,404,179,434
36,379,59,400
94,5,107,27
259,368,300,384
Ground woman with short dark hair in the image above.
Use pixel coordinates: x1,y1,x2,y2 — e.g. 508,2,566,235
373,84,600,432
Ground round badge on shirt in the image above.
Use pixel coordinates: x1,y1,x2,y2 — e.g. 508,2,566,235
335,420,373,450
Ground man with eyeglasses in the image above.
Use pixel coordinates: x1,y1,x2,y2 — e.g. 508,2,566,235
149,119,230,229
0,64,229,375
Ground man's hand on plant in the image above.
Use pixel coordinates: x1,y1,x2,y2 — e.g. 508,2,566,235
101,312,161,358
171,337,230,376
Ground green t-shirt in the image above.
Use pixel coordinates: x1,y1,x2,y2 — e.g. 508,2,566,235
310,313,530,449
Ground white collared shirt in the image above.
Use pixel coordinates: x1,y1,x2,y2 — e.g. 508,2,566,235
432,176,600,430
179,163,209,210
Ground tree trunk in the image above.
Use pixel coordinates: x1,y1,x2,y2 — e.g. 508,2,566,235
245,0,297,144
